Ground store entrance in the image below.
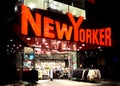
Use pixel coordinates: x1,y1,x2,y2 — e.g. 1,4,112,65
35,53,70,79
22,47,75,80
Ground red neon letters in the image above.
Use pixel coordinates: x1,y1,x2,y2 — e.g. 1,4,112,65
21,4,111,46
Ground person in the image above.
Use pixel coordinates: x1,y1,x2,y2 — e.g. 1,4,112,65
78,64,84,79
29,68,38,84
49,68,53,81
90,64,95,69
22,67,30,82
80,64,83,69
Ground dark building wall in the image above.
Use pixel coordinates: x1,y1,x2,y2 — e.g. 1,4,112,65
0,23,18,85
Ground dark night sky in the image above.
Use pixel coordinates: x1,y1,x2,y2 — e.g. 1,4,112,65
86,0,119,39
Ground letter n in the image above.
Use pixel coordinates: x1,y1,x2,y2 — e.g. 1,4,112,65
21,4,41,36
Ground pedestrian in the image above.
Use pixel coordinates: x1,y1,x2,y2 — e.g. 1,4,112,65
29,68,38,84
80,64,84,69
49,68,53,81
90,64,94,69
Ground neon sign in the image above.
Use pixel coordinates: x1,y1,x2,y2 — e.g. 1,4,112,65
21,4,111,46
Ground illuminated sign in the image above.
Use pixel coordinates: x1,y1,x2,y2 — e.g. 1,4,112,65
21,4,111,47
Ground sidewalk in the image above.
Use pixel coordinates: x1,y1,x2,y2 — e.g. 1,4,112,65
4,81,36,86
3,79,120,86
100,78,120,86
3,81,25,86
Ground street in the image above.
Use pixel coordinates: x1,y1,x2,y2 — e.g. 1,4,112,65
37,79,101,86
5,79,120,86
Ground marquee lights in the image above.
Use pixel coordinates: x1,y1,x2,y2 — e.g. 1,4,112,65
21,4,111,47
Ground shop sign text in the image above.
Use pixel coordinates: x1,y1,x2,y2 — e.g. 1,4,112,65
21,4,111,46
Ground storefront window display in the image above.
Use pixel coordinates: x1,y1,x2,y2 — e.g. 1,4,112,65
23,47,35,70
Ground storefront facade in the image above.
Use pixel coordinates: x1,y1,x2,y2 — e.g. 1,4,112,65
14,1,112,79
